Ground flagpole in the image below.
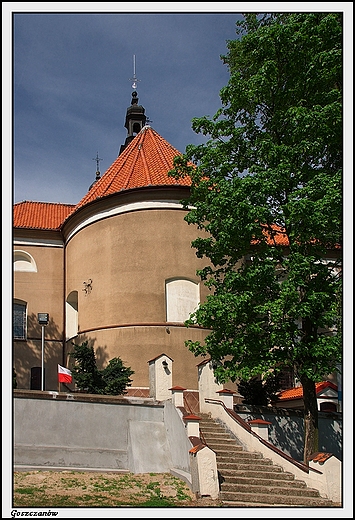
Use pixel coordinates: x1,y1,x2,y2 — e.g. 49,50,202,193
41,325,45,391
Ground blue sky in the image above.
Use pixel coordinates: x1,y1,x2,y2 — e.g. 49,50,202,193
6,3,352,208
11,9,243,205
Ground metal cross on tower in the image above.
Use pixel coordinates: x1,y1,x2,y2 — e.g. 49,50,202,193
92,152,103,173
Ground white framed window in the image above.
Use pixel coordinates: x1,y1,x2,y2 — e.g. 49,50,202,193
13,300,27,339
14,250,37,272
166,278,200,323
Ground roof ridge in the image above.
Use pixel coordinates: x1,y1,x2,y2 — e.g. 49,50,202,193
138,133,152,185
15,200,75,207
154,132,178,174
122,133,144,189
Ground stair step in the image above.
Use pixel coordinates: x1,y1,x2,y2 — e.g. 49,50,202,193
220,501,294,507
219,468,296,479
203,437,244,452
208,444,263,454
202,432,239,440
219,491,332,506
221,474,300,486
221,482,320,497
218,463,281,472
203,441,241,448
216,454,273,463
200,422,229,428
203,436,241,443
216,452,269,465
202,436,241,443
204,442,244,452
199,423,229,430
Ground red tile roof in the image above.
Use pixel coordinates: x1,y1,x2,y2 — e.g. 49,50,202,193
183,414,202,421
276,381,338,401
75,125,191,210
11,126,330,254
13,201,75,230
248,419,272,425
260,223,289,247
308,452,334,464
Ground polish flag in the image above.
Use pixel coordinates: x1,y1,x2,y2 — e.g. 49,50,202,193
58,364,72,383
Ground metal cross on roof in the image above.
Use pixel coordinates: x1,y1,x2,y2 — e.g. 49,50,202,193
92,152,103,172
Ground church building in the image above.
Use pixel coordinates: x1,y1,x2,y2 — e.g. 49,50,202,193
13,90,214,401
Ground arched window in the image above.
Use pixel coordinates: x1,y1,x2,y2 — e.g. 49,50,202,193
14,250,37,272
320,401,337,412
166,278,199,323
133,122,141,134
66,291,78,340
13,300,27,339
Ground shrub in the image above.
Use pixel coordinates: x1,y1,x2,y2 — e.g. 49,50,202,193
69,341,134,395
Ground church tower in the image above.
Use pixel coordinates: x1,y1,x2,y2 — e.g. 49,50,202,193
119,90,147,155
13,61,210,398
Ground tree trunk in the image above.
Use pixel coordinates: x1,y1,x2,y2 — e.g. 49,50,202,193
300,374,319,465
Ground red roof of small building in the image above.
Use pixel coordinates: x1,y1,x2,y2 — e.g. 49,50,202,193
248,419,272,425
13,201,75,230
259,223,289,247
183,414,202,421
276,381,338,401
308,452,334,464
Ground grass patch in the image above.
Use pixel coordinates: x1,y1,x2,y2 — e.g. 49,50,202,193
140,497,175,507
17,488,37,495
13,470,196,508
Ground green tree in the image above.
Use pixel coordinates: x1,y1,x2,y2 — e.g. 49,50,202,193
170,13,342,464
238,374,281,406
101,357,134,395
70,341,104,394
69,342,134,395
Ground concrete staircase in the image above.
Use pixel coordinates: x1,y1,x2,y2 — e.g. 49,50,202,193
198,413,335,507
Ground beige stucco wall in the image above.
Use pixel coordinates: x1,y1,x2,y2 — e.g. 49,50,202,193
13,242,65,390
65,208,209,328
64,206,211,392
68,325,209,391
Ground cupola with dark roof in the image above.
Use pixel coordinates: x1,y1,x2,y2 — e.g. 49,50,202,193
119,90,147,155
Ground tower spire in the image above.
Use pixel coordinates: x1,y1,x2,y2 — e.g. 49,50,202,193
129,54,140,90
